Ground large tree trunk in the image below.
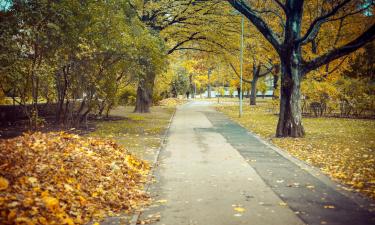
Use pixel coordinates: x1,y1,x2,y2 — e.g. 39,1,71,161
276,59,305,137
250,76,258,105
134,72,156,113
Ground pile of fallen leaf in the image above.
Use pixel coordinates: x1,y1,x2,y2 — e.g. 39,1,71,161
158,98,187,107
0,132,150,225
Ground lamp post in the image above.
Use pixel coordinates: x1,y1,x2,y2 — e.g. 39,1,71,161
239,15,244,117
230,10,245,117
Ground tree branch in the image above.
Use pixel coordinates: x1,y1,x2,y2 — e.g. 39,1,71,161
297,0,351,45
229,62,252,83
272,0,286,12
167,32,203,54
324,56,349,77
174,47,216,53
227,0,282,52
259,64,274,77
303,23,375,74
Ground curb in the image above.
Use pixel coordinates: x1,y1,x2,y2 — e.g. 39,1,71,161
216,110,375,212
129,106,177,225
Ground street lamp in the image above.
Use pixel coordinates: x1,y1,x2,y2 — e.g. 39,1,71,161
230,10,245,117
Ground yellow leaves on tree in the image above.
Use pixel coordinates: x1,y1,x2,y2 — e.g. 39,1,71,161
0,132,150,225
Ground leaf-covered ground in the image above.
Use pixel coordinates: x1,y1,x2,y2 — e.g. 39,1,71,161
157,98,187,107
217,100,375,200
89,106,175,161
0,132,150,225
0,106,176,225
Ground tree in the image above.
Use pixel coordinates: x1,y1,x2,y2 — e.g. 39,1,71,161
130,0,238,112
257,77,268,98
0,0,164,126
228,0,375,137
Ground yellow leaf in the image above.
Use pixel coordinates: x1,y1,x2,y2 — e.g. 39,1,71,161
0,176,9,190
7,209,17,221
279,202,288,206
38,217,48,225
234,207,246,213
15,217,35,225
27,177,38,184
64,184,74,192
156,199,167,203
63,217,75,225
23,198,34,207
42,196,59,211
78,196,87,205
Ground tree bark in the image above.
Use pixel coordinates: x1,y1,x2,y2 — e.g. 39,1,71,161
207,69,211,98
250,76,258,105
134,72,156,113
250,64,261,105
272,74,279,99
276,58,305,137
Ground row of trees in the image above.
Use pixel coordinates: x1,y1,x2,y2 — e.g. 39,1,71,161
0,0,237,126
0,0,168,127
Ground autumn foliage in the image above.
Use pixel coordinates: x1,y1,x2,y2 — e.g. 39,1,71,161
0,132,150,225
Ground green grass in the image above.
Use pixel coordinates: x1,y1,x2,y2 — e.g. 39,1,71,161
217,99,375,200
88,106,175,162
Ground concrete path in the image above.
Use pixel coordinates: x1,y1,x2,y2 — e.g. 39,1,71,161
139,101,375,225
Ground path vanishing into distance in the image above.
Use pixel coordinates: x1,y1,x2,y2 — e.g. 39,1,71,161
138,101,375,225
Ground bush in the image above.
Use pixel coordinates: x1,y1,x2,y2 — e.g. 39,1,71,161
336,78,375,116
118,87,137,106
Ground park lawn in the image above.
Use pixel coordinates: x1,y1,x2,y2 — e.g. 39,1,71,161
217,101,375,200
88,106,175,161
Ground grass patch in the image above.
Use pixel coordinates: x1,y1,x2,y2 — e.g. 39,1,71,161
88,106,175,161
217,99,375,200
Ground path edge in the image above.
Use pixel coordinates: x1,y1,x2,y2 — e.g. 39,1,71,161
129,106,177,225
217,110,375,213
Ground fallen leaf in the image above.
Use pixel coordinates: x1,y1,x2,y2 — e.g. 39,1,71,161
0,176,9,190
156,199,168,203
279,202,288,206
234,207,246,213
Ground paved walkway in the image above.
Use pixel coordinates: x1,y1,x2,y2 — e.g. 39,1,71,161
139,101,374,225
